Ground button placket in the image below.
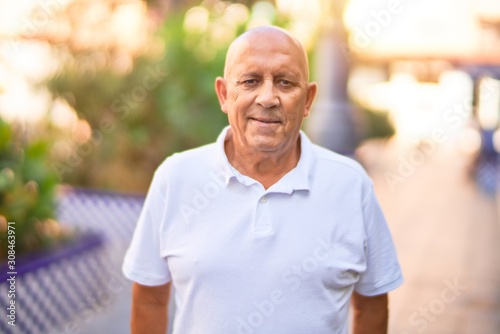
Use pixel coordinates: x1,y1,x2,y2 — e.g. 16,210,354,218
253,193,272,235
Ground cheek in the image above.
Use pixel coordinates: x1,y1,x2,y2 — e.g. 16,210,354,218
230,88,246,104
232,94,253,115
283,106,305,122
284,96,307,120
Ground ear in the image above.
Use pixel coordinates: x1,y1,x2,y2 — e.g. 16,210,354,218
303,82,317,118
215,77,229,114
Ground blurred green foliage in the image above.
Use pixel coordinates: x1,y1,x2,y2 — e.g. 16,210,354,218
48,2,289,192
0,119,69,260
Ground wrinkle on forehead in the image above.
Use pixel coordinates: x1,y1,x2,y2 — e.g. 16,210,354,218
223,26,309,80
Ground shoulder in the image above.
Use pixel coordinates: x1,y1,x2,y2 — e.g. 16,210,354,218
312,143,370,181
153,142,219,182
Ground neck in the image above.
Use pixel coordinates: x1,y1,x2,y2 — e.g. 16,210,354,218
224,133,301,190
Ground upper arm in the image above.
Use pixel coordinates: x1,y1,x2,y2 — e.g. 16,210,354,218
122,168,172,286
132,281,171,306
351,291,388,312
351,292,388,334
131,282,171,334
354,184,402,296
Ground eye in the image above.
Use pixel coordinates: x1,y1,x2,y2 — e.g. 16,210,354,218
238,79,259,87
278,79,293,87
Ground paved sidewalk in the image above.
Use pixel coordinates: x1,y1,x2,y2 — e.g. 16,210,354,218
76,282,132,334
358,139,500,334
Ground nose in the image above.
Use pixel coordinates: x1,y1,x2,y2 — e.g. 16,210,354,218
255,80,279,109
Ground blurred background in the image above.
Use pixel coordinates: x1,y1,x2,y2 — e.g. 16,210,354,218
0,0,499,333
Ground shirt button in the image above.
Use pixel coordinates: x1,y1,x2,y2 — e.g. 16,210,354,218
260,196,268,203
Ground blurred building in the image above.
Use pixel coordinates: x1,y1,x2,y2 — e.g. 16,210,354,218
308,0,500,155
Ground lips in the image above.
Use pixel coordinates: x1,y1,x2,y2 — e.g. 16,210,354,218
249,117,281,124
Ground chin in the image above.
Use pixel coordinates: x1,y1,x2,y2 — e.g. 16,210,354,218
250,141,281,153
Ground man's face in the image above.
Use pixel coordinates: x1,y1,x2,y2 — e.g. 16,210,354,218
216,32,316,154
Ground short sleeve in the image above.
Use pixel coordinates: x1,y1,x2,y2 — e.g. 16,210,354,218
354,185,403,296
122,168,172,286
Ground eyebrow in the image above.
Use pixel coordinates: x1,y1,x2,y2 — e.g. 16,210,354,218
237,72,261,79
237,71,301,80
275,71,300,80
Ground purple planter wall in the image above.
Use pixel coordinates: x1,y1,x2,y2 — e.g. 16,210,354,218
0,233,105,334
0,187,145,334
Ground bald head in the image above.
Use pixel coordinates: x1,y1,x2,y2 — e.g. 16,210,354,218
223,26,310,80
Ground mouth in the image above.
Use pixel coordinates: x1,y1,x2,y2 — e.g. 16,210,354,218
249,117,281,124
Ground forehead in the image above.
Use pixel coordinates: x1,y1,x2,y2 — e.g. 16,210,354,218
226,32,308,79
233,50,300,76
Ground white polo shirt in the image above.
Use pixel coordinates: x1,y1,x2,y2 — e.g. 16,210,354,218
122,126,402,334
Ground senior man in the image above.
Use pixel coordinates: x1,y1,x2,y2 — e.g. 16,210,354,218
122,26,402,334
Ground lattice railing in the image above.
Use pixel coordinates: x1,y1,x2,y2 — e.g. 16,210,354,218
0,187,144,334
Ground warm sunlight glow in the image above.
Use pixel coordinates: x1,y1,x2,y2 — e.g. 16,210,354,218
248,1,276,29
458,127,482,155
223,4,250,26
0,40,59,124
493,129,500,153
349,69,474,145
0,0,151,125
111,2,149,54
344,0,487,58
477,77,500,130
72,119,92,144
476,0,500,20
276,0,322,50
184,6,210,34
0,81,51,124
49,98,79,130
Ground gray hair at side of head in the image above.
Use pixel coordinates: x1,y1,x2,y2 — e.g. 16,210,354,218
223,26,310,80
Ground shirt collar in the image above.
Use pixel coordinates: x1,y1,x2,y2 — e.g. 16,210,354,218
215,126,316,191
292,131,316,192
215,126,237,185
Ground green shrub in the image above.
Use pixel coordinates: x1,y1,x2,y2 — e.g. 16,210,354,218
0,119,69,260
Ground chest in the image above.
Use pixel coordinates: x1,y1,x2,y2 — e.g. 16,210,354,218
160,188,367,292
